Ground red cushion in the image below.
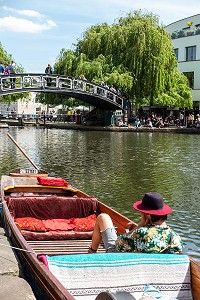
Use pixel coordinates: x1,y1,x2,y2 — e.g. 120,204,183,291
73,214,97,231
15,217,46,232
37,176,68,187
42,219,75,231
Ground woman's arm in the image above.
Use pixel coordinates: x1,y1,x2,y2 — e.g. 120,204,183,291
125,213,150,234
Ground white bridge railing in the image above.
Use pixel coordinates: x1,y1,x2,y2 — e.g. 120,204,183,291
0,74,124,109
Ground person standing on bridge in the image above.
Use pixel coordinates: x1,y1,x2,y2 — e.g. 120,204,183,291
9,60,16,88
3,64,10,88
0,61,5,74
45,64,53,86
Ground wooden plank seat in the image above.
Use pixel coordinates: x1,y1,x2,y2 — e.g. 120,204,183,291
28,240,105,256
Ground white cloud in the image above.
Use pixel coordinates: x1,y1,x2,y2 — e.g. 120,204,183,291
2,6,45,20
17,9,45,20
0,16,57,33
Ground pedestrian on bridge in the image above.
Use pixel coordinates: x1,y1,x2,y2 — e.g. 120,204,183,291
45,64,53,86
4,64,10,75
9,60,16,88
0,61,5,74
3,64,10,88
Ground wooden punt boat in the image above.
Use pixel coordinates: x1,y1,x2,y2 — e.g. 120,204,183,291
1,170,200,300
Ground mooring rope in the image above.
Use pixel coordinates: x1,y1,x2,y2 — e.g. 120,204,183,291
0,241,36,255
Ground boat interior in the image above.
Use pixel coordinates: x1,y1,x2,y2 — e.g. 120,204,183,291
2,174,200,299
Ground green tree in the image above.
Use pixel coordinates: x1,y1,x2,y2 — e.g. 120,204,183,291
0,42,29,103
54,10,192,109
35,93,85,109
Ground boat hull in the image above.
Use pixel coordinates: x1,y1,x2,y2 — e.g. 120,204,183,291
1,174,200,300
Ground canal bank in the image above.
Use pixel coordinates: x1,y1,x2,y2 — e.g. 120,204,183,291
0,226,36,300
44,122,200,134
2,118,200,134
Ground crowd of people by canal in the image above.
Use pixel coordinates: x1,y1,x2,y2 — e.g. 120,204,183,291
126,109,200,129
2,107,200,129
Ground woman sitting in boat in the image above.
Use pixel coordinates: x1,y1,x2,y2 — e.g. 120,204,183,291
88,192,183,254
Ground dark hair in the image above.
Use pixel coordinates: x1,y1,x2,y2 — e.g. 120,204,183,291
150,214,167,223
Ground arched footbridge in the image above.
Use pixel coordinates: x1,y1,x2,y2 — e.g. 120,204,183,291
0,74,124,110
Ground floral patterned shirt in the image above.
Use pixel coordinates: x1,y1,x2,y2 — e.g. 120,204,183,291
115,224,183,254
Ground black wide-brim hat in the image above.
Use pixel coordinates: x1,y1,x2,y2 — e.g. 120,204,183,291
133,192,172,215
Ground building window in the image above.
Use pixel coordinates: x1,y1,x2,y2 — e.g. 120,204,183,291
174,48,179,60
186,46,196,61
183,72,194,88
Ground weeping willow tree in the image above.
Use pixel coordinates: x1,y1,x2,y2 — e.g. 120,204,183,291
35,91,85,109
54,10,192,108
0,42,28,103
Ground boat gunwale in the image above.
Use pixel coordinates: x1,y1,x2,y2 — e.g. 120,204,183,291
2,199,76,300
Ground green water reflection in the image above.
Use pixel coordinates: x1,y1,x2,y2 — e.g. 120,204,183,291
0,127,199,261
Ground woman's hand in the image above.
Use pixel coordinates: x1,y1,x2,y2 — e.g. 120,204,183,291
125,214,150,234
138,213,150,227
125,222,136,232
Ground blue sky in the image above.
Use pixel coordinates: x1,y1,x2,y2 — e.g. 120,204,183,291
0,0,200,73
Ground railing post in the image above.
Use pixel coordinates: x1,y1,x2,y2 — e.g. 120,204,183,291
39,75,43,88
42,75,46,89
21,75,25,89
82,80,86,91
69,77,72,89
93,86,97,94
72,78,75,90
56,76,59,88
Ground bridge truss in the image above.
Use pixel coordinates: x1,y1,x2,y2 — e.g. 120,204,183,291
0,74,124,110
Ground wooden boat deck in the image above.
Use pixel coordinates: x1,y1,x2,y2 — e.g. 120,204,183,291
28,239,105,256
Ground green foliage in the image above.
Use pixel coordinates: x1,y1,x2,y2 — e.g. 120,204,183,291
54,49,77,75
35,93,82,108
0,42,12,64
54,10,192,108
0,93,29,103
154,70,193,108
0,42,28,103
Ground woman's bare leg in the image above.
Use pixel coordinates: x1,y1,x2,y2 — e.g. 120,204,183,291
90,213,114,251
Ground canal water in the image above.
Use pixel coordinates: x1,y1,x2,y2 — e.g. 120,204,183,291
0,127,199,261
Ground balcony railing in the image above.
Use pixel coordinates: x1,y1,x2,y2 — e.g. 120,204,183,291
171,28,200,39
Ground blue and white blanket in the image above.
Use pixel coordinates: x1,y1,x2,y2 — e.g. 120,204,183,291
46,253,192,300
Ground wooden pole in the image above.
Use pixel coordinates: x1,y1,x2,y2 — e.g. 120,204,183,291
7,133,39,170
